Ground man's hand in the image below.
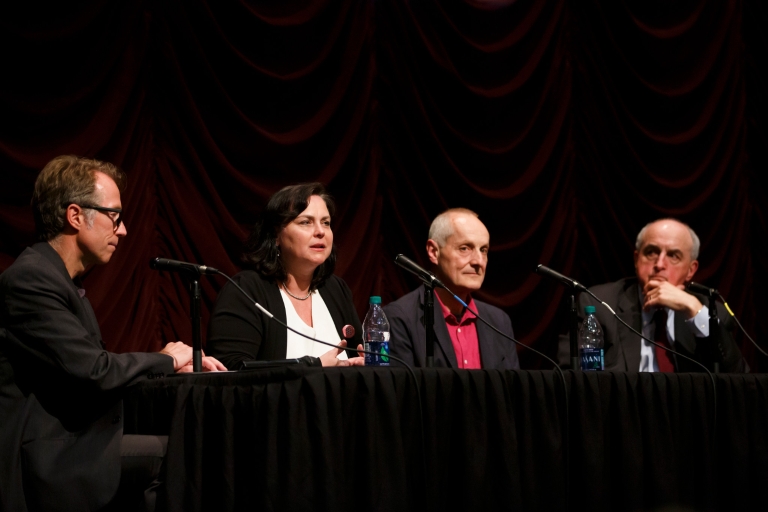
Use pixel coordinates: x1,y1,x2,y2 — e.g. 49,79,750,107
177,355,227,373
159,341,192,371
642,279,702,318
348,344,365,366
318,340,365,367
160,342,226,372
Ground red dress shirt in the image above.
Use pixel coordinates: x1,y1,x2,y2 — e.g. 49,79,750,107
435,292,482,369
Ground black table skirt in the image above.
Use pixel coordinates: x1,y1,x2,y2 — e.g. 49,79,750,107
124,368,768,512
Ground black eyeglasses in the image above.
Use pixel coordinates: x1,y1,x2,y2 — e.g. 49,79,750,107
78,204,123,231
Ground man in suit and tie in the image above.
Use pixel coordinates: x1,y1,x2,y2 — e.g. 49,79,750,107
561,218,746,372
384,208,520,369
0,155,224,512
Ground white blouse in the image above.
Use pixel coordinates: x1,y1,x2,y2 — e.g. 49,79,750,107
280,289,347,360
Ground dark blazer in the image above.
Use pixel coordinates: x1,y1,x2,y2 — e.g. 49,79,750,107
558,277,747,372
383,285,520,369
0,243,174,512
206,271,363,370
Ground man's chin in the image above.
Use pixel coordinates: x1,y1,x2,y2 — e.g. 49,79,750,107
456,280,483,293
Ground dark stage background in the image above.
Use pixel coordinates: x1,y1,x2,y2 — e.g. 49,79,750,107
1,0,766,371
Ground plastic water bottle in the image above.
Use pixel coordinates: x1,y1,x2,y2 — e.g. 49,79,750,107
579,305,604,371
363,296,390,366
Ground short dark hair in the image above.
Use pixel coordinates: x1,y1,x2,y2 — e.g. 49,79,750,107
243,183,336,290
32,155,126,242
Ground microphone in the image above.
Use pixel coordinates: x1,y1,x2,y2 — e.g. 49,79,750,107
394,254,446,289
150,257,219,275
341,324,358,357
686,281,718,296
534,264,587,291
341,324,356,340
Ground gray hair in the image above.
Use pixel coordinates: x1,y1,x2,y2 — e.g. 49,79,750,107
635,218,700,260
428,208,479,247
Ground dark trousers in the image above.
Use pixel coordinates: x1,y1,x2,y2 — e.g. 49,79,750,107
107,434,168,512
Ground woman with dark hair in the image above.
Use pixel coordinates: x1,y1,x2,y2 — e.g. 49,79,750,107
207,183,364,370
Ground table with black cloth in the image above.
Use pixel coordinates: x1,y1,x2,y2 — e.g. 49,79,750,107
124,368,768,512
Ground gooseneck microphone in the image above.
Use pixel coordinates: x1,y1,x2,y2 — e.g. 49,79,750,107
150,258,219,275
394,254,446,289
686,281,718,296
536,264,585,370
149,257,218,373
683,281,765,356
534,264,587,291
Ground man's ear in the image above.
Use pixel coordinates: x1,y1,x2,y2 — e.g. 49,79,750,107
65,204,85,232
685,259,699,282
426,239,440,265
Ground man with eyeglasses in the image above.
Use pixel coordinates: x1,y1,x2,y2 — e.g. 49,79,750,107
0,155,225,512
559,218,747,372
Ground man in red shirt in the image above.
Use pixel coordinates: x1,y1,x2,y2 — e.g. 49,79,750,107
384,208,520,369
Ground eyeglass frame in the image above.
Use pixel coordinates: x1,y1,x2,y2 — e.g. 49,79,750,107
76,204,124,231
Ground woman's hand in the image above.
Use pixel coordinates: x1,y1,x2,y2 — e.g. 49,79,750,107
319,340,365,367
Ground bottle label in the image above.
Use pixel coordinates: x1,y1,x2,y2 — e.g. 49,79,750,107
579,348,604,371
364,342,390,366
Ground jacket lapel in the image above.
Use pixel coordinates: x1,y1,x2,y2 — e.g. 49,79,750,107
420,286,459,368
475,304,498,369
673,311,697,362
617,282,643,372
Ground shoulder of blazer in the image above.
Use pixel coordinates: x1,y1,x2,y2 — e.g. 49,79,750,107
320,274,350,295
473,298,509,322
382,287,424,324
1,244,83,307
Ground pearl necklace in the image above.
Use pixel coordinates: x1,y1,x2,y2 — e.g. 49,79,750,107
281,282,312,301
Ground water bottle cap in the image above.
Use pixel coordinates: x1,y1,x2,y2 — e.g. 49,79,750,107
369,296,382,304
584,305,596,314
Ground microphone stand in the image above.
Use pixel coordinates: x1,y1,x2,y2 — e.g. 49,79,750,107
706,293,721,374
190,278,203,373
533,265,586,370
424,282,436,368
569,294,579,370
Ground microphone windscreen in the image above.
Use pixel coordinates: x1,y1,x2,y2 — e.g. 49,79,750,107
341,325,355,339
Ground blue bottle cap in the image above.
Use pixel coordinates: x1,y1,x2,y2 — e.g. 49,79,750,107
369,296,382,304
584,305,596,314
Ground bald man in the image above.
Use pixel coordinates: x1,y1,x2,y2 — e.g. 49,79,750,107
384,208,520,369
561,218,747,372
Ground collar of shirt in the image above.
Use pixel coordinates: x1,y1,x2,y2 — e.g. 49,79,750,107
434,291,477,326
434,291,482,369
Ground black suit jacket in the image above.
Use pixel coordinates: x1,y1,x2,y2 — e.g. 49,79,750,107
0,243,174,512
383,286,520,369
206,271,363,370
558,277,747,372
